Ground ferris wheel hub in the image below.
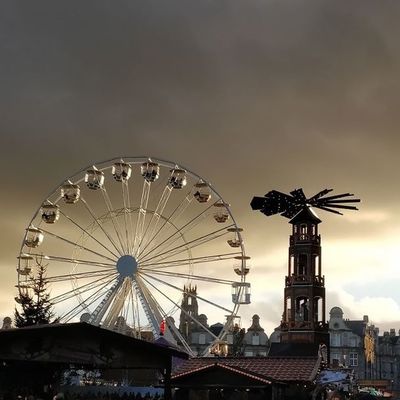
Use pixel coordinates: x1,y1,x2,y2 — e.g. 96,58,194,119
116,255,138,278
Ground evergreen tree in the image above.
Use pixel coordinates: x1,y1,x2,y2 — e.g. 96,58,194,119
14,256,58,327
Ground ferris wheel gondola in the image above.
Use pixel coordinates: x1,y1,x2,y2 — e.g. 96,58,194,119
17,157,250,356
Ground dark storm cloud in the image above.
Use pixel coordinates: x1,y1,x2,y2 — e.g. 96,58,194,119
0,0,399,325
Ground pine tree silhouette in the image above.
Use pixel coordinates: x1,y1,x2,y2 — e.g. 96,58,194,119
14,255,58,327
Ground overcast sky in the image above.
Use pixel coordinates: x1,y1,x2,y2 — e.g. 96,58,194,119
0,1,399,334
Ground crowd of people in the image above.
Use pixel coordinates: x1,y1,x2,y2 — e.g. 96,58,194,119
56,392,163,400
1,390,164,400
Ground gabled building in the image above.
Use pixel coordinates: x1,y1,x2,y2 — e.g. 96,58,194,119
242,314,269,357
328,306,378,379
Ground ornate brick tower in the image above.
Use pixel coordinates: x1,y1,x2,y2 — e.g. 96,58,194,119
251,188,360,351
280,206,329,346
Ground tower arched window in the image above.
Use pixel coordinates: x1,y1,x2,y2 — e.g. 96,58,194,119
311,224,316,235
299,224,308,240
296,297,309,322
298,254,307,276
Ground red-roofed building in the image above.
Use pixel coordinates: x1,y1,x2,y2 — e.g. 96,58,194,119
171,355,322,399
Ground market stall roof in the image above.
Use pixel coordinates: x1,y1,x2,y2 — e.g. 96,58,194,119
172,355,320,385
171,362,275,388
0,322,188,369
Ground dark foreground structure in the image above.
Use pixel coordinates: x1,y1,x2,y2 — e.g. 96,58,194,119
0,322,188,400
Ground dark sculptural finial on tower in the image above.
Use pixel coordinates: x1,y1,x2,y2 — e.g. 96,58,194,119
250,188,360,219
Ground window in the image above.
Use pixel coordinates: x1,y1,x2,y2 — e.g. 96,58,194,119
349,353,358,367
349,337,357,347
226,334,233,344
198,333,206,345
252,334,260,345
331,333,341,346
245,351,253,357
298,254,307,275
188,297,192,306
331,353,340,363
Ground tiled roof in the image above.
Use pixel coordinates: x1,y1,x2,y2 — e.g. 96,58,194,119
173,363,273,385
172,356,320,383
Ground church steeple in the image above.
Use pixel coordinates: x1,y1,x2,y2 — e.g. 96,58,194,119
179,285,198,341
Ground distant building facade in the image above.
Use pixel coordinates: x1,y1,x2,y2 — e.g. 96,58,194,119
377,328,400,396
178,286,270,356
328,306,379,380
327,306,400,397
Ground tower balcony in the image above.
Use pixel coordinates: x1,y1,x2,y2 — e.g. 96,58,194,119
290,234,320,245
280,320,329,331
285,275,325,286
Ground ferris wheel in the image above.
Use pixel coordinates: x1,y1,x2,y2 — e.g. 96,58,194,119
17,157,251,356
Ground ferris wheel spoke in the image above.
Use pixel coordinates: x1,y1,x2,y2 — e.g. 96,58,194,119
139,274,219,341
137,187,194,259
122,181,135,255
140,224,234,265
26,253,115,269
139,202,216,261
132,179,151,257
140,252,242,270
100,184,129,254
141,269,235,285
58,209,119,259
88,277,124,325
126,288,138,325
27,269,116,284
61,276,116,322
139,271,234,315
133,276,163,337
134,276,192,353
60,275,117,322
80,196,124,256
138,275,191,353
52,272,117,304
102,277,133,328
39,227,116,263
165,316,195,356
133,288,142,337
136,184,173,256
